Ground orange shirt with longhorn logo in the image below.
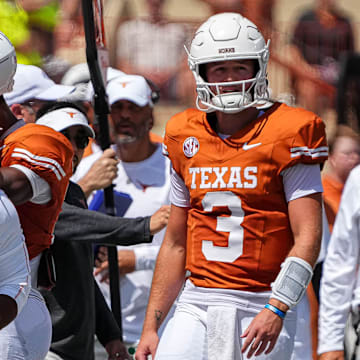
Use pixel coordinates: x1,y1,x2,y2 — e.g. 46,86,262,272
163,103,328,292
1,123,73,260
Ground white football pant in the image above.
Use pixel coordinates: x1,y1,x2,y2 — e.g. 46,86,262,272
155,302,296,360
0,288,52,359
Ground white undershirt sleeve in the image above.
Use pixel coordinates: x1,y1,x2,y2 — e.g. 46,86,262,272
281,163,323,202
10,165,52,204
170,168,190,207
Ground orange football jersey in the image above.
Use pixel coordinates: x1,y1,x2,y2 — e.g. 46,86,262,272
1,123,73,259
164,103,328,292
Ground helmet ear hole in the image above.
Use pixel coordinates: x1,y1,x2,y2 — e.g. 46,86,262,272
197,86,209,102
254,61,260,78
199,64,207,82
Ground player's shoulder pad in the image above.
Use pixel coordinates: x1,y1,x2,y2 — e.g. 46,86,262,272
268,102,325,139
165,108,204,139
6,123,73,156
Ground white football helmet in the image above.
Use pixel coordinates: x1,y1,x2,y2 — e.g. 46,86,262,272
186,13,270,113
0,32,17,96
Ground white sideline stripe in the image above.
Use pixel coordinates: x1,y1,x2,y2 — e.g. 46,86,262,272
11,153,62,181
290,151,328,158
290,146,328,159
13,147,66,177
290,146,328,153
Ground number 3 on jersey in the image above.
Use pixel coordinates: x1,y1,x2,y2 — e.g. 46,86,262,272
202,191,244,263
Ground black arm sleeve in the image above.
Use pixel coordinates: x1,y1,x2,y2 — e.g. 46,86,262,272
94,279,121,347
54,202,152,246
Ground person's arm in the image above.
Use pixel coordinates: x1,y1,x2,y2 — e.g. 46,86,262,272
77,148,119,198
287,44,320,78
319,351,344,360
285,193,322,265
55,202,152,246
95,245,161,281
135,204,188,360
0,167,33,205
241,192,322,358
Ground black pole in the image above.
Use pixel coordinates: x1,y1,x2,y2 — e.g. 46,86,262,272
81,0,123,338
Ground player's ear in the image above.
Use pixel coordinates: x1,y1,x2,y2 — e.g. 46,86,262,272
148,111,154,131
10,104,24,119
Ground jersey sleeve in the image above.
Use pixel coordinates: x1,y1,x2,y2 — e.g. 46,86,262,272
275,115,328,175
2,131,73,189
163,112,187,178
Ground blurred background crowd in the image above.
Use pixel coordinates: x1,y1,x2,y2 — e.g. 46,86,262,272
1,0,359,138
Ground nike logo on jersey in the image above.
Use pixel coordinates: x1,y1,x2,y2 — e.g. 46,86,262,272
242,142,262,151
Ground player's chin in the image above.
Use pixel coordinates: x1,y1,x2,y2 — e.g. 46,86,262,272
116,134,137,145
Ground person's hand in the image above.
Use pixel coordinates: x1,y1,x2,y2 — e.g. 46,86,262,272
135,331,159,360
95,250,136,282
319,351,345,360
95,246,108,268
150,205,170,235
106,339,131,360
78,148,119,197
241,308,283,358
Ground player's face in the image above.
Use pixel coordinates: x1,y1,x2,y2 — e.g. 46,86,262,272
110,100,153,145
330,136,360,182
205,60,256,93
17,100,49,124
19,105,35,123
61,125,89,171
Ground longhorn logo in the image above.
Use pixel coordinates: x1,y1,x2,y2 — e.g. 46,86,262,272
66,112,77,118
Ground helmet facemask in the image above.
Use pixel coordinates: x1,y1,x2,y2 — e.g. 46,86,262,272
186,13,270,114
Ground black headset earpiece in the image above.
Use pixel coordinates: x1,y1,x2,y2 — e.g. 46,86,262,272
145,78,161,104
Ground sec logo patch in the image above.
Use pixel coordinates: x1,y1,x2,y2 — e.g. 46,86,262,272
183,137,200,158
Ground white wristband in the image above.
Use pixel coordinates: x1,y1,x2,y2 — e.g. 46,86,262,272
271,256,313,309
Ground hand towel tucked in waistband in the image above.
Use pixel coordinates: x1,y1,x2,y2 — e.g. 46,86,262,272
207,305,242,360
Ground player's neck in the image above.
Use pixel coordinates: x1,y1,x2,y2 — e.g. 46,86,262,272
116,136,157,163
215,108,260,136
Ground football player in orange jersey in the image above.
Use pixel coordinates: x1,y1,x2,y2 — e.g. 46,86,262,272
0,33,74,359
135,12,328,360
